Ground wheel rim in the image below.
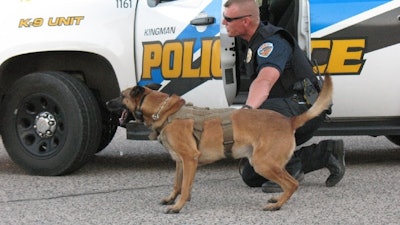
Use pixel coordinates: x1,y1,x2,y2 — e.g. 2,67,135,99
16,94,66,158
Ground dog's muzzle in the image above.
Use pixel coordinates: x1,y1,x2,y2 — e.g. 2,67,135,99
106,97,134,127
106,96,124,112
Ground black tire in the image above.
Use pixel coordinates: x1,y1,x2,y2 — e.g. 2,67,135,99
1,71,102,175
96,103,119,152
386,135,400,146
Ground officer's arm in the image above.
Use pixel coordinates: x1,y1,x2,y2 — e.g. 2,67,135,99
245,66,280,109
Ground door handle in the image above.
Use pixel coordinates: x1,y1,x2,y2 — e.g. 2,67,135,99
190,17,215,26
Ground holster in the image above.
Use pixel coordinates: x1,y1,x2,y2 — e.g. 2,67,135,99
293,78,319,105
293,78,332,114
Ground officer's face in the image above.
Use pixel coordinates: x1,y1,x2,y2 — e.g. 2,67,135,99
222,5,249,38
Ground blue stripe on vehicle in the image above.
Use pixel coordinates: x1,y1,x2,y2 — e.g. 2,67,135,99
310,0,391,33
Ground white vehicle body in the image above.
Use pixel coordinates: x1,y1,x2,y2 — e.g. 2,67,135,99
0,0,399,175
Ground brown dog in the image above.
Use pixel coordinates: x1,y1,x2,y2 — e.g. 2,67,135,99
106,76,333,213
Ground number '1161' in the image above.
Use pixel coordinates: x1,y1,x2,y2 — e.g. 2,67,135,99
116,0,132,8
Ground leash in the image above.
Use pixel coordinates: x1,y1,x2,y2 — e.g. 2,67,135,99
152,96,170,121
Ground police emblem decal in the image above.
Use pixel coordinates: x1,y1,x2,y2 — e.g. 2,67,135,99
257,42,273,58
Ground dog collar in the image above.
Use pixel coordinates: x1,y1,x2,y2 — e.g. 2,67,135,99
134,92,149,122
152,96,170,121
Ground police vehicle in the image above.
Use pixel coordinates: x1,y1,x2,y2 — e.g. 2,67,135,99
0,0,399,175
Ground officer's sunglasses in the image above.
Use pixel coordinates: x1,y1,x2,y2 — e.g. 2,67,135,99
223,14,252,22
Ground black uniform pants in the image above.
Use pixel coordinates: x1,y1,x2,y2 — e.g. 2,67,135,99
241,97,329,187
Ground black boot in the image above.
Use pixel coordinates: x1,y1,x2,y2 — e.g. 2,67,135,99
295,139,345,187
325,140,345,187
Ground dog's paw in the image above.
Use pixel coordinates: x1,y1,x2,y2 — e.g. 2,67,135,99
263,204,281,211
267,197,278,203
160,198,175,205
165,206,181,214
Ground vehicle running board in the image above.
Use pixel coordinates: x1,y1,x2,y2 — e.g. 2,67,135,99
126,122,152,140
316,119,400,136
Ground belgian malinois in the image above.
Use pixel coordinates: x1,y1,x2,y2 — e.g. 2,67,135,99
107,76,333,213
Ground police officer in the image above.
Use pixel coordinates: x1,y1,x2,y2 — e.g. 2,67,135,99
222,0,345,193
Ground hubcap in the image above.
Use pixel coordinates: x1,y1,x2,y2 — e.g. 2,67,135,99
34,112,57,138
16,94,66,157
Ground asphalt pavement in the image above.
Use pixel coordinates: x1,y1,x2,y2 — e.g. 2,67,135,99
1,128,400,225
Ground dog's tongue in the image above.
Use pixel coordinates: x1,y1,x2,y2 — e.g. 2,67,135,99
119,110,129,125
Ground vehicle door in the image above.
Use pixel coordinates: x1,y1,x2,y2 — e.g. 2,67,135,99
135,0,237,108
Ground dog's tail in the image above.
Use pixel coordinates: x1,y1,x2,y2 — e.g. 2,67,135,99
291,75,333,130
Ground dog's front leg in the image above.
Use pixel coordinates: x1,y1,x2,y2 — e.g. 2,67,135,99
165,154,199,214
161,161,183,205
160,119,199,214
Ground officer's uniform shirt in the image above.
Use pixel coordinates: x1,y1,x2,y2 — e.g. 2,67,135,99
244,23,295,99
253,34,292,78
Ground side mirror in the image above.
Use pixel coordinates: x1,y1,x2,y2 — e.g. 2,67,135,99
147,0,161,7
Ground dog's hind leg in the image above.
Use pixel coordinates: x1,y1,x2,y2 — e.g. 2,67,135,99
252,153,298,211
263,169,298,211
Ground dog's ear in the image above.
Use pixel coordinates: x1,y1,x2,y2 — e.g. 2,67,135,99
145,83,162,91
130,86,145,97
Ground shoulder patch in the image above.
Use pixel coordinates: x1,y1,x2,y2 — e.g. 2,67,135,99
257,42,274,58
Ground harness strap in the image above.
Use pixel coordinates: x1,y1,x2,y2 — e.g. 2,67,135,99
221,119,234,157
